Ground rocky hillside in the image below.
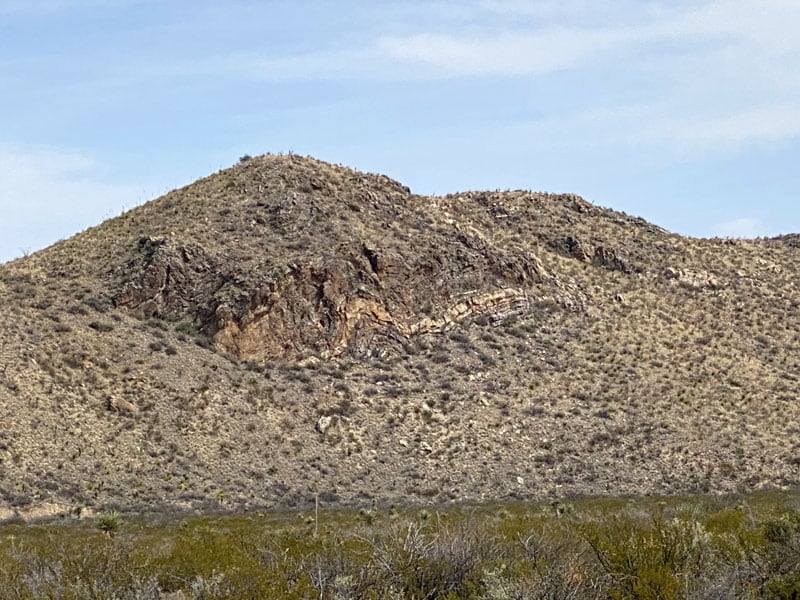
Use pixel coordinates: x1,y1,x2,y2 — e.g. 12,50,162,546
1,153,799,517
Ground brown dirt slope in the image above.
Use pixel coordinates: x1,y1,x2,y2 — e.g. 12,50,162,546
1,153,799,515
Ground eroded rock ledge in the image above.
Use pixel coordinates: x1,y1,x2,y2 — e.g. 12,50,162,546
112,233,549,360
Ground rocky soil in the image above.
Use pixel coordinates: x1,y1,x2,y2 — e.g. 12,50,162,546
1,153,799,517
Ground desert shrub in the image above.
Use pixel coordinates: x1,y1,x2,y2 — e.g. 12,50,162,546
66,303,89,315
84,294,112,313
477,351,497,367
431,352,451,364
194,334,213,349
367,519,498,599
582,508,714,600
449,331,471,345
89,320,114,332
174,321,198,336
0,494,798,598
757,512,800,597
150,519,267,595
483,523,599,600
765,574,800,600
145,318,167,330
0,529,151,599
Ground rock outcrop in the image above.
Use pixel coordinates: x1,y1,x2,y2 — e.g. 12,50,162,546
113,236,220,320
551,236,633,273
111,203,550,360
663,267,720,290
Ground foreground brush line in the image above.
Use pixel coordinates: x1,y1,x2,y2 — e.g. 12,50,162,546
1,491,799,599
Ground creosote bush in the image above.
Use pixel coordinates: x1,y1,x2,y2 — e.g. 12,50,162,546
0,492,799,598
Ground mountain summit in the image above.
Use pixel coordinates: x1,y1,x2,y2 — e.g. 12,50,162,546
1,153,798,515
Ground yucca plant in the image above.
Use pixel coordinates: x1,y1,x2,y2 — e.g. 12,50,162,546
97,510,123,535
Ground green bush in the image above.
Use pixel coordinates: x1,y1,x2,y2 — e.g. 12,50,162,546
0,494,798,598
97,510,123,534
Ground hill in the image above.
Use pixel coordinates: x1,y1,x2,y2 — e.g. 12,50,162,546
1,153,799,516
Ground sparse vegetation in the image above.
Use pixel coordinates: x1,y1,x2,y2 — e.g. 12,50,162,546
0,153,799,515
0,493,799,598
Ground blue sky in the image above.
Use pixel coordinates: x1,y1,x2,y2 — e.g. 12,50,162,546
2,0,799,263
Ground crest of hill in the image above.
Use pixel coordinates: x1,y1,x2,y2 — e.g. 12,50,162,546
32,152,660,277
21,153,666,361
1,153,800,517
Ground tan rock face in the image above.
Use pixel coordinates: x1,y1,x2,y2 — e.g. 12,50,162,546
113,219,549,360
212,259,541,360
664,267,720,289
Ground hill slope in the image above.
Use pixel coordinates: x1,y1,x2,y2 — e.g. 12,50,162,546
1,153,799,515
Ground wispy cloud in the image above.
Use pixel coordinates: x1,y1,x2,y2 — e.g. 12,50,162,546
375,28,622,77
23,1,799,98
714,217,764,239
0,146,140,261
367,0,800,77
0,0,142,15
639,104,800,152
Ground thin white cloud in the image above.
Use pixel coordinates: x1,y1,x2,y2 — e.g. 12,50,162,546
186,49,385,81
376,28,622,76
431,0,685,26
672,0,800,48
0,146,140,262
714,218,764,239
369,0,800,77
638,104,800,152
25,0,798,100
441,99,800,160
0,0,142,15
178,0,797,160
